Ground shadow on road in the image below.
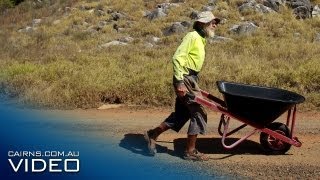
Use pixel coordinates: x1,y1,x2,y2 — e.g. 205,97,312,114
119,133,175,157
174,138,263,156
119,134,264,159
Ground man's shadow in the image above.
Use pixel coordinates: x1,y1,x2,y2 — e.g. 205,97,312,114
119,133,175,157
174,138,265,159
119,133,265,159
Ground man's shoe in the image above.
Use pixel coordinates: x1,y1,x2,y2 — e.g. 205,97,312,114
144,130,157,156
183,149,209,161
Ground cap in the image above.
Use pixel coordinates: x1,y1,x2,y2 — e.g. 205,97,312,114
195,11,221,24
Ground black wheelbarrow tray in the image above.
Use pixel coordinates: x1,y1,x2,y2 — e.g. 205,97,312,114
193,81,305,154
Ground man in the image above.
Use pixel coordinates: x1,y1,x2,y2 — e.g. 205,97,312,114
145,11,220,161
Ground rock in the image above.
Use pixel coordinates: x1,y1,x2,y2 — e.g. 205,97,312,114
162,22,189,36
32,19,42,27
145,3,180,20
65,7,72,13
190,10,199,20
208,35,234,43
312,5,320,17
97,104,123,110
239,1,275,13
99,41,128,48
18,26,34,33
286,0,312,19
293,6,311,19
180,21,192,28
95,9,106,16
202,5,215,11
145,7,167,20
230,22,259,35
157,3,180,13
111,12,125,21
263,0,286,12
171,0,186,3
98,21,108,29
144,42,154,48
87,26,99,34
256,3,275,13
79,5,94,11
88,9,94,14
208,0,218,6
147,36,161,44
313,33,320,43
112,24,126,32
287,0,312,9
145,36,161,48
53,20,61,25
118,36,134,43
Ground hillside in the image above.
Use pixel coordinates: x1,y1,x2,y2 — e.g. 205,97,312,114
0,0,319,109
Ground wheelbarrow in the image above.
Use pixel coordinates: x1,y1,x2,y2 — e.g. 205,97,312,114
192,81,305,154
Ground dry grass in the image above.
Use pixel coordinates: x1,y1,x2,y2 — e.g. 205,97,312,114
0,0,319,110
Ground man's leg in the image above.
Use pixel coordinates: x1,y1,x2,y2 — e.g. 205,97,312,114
184,102,209,161
144,122,169,155
184,136,209,161
145,97,190,155
186,134,197,152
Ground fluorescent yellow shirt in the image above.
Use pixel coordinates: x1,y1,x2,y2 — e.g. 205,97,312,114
172,31,206,83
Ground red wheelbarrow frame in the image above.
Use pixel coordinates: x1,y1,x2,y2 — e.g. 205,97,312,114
194,90,302,150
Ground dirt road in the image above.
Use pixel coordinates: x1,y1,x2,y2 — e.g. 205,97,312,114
52,106,320,179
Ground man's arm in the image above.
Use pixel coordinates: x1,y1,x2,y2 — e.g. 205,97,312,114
172,33,194,83
172,33,194,96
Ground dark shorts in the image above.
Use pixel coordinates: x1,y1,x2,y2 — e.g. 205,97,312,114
164,75,207,135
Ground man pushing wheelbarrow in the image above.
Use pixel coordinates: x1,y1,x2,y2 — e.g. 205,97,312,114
145,11,305,161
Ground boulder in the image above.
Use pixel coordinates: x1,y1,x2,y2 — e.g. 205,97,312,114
32,19,42,27
208,0,218,6
239,1,275,14
263,0,286,12
145,8,167,20
208,35,234,44
286,0,312,19
313,33,320,43
99,41,128,48
312,5,320,17
202,5,215,11
18,26,34,33
162,22,190,36
171,0,185,2
230,22,259,36
157,3,180,13
118,36,134,43
110,12,126,21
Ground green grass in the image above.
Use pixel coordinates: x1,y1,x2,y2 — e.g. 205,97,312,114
0,0,319,110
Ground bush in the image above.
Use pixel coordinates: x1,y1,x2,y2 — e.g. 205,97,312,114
0,0,14,11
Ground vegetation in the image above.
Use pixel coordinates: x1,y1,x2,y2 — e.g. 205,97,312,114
0,0,319,110
0,0,23,11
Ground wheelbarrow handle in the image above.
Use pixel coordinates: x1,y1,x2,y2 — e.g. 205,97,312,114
200,90,226,107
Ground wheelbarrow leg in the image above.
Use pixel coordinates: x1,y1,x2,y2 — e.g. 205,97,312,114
221,117,257,149
286,105,298,139
290,105,298,139
286,108,291,128
218,114,247,137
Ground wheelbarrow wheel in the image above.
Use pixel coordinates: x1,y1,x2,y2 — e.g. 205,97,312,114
260,122,291,154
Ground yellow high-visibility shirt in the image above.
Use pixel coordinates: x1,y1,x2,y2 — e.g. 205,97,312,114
172,31,206,83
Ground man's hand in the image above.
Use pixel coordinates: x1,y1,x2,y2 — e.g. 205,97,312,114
176,83,188,97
